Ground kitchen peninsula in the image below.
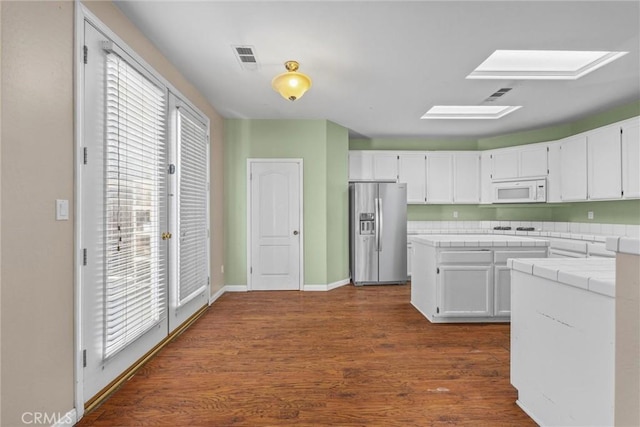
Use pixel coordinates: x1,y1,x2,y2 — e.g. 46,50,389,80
410,234,549,323
509,257,616,426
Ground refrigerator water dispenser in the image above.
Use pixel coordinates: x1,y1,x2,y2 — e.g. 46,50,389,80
359,213,375,235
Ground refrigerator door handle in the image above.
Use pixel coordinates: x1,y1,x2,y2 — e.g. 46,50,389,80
378,198,383,252
374,197,380,252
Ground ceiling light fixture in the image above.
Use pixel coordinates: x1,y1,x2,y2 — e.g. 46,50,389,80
272,61,312,101
467,50,628,80
421,105,522,120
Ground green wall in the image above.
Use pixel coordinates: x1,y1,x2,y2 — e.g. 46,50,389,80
350,138,476,151
325,121,349,284
224,119,349,287
354,100,640,225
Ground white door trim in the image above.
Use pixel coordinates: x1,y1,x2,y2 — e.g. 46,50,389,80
246,158,304,291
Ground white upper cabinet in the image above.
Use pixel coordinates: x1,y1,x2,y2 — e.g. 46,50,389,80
480,151,493,204
373,152,399,181
453,152,480,203
348,151,374,181
622,118,640,199
546,142,562,203
492,150,519,181
560,134,588,201
587,124,622,200
348,116,639,205
398,153,427,204
519,145,549,178
491,143,548,181
426,152,453,203
348,151,398,181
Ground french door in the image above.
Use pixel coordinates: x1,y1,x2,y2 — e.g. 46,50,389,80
80,21,209,402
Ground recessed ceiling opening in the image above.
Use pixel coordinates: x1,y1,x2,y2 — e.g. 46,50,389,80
467,50,628,80
421,105,522,120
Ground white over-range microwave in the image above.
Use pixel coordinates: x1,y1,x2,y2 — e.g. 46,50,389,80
492,179,546,203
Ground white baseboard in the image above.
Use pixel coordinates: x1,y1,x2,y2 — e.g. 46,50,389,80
327,278,350,291
208,286,225,305
223,284,248,292
302,284,327,291
210,281,349,297
51,408,77,427
303,278,350,292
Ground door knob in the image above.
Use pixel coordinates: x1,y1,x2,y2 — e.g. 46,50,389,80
162,232,172,240
293,230,299,235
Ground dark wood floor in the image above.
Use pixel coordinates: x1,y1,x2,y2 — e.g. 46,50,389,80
77,284,535,426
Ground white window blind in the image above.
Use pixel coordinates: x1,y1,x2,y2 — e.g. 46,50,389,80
104,53,167,359
177,109,209,305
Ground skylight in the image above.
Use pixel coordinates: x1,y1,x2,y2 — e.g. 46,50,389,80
421,105,522,120
467,50,628,80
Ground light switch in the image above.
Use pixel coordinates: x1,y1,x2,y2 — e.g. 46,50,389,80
56,199,69,221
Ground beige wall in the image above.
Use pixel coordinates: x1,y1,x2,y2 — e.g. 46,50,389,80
1,2,75,425
0,1,224,425
0,1,3,423
615,252,640,427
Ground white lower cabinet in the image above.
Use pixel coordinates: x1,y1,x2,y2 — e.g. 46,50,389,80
407,242,412,277
411,241,548,323
438,265,492,317
493,265,512,316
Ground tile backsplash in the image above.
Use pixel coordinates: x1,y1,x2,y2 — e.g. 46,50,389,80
408,220,640,239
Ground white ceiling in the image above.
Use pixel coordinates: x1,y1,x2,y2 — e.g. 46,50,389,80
115,1,640,139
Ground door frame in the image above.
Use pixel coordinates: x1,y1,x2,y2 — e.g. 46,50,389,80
246,158,304,291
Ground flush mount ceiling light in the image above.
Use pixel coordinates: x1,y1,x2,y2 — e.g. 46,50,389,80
421,105,522,120
467,50,628,80
271,61,312,101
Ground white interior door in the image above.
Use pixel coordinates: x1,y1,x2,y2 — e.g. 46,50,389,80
249,160,302,291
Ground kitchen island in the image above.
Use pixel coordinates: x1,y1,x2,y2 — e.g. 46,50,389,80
509,257,615,427
410,234,548,323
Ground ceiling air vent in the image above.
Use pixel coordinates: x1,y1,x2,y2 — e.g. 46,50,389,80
233,45,259,70
484,87,512,102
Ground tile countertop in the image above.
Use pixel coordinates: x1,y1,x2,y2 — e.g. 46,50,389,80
508,258,615,297
606,237,640,255
411,234,550,248
408,228,609,243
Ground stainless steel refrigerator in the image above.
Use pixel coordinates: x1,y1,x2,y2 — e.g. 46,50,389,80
349,182,407,286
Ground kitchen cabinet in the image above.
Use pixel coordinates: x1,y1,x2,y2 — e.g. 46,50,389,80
494,266,511,316
348,151,374,181
438,264,493,317
425,153,453,203
559,134,588,201
622,118,640,199
493,249,547,316
491,150,519,181
491,143,547,181
588,124,622,200
453,152,480,203
519,144,548,178
410,235,549,323
480,151,493,204
407,241,412,277
348,151,398,181
546,142,562,203
398,153,427,204
373,152,399,181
